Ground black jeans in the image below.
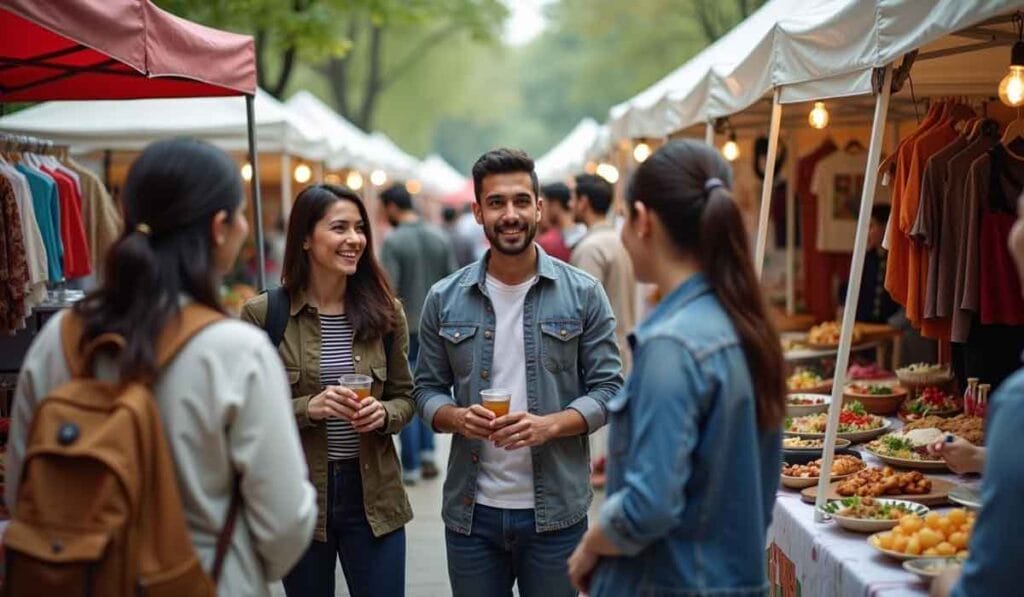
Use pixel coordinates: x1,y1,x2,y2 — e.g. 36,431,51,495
283,460,406,597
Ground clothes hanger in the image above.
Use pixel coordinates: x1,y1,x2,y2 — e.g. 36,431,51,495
1001,109,1024,144
845,139,865,153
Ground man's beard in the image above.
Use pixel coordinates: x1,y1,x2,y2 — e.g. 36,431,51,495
485,219,537,256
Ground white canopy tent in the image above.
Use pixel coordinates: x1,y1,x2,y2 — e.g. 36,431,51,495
534,117,602,182
417,154,467,197
0,88,329,159
366,132,421,182
284,90,378,172
595,0,1024,521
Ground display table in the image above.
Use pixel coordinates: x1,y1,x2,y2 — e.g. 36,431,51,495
767,450,978,597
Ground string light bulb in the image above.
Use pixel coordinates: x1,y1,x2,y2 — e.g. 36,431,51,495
324,173,342,185
596,163,619,184
633,142,652,163
1000,41,1024,106
808,101,830,129
293,163,312,184
370,169,388,186
721,134,740,162
406,179,422,194
240,163,252,182
346,171,364,190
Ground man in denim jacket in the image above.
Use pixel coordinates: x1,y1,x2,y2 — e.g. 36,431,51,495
414,148,623,597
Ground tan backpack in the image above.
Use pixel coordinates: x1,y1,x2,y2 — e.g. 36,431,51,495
4,305,239,596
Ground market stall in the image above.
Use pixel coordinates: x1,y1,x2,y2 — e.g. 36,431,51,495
535,118,602,183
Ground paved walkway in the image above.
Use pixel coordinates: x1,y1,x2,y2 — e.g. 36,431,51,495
271,433,604,596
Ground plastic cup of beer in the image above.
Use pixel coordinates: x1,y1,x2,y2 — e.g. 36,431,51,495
480,388,512,418
339,374,373,401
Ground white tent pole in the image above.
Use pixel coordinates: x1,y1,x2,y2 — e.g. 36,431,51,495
704,120,715,146
813,63,894,522
755,88,782,279
281,153,292,221
785,131,797,314
246,94,267,291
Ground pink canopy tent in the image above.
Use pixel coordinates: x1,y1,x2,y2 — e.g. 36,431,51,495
441,180,475,207
0,0,269,287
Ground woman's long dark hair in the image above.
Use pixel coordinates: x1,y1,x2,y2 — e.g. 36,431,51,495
628,139,786,429
74,138,242,381
281,184,397,340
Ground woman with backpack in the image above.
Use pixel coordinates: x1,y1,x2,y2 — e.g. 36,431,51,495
241,184,415,597
6,138,317,596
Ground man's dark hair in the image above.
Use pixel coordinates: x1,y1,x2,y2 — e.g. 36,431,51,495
471,148,539,202
380,183,414,210
540,182,571,210
871,204,892,225
574,173,614,215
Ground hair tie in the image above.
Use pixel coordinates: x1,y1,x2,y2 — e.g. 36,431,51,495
135,223,152,236
704,177,725,193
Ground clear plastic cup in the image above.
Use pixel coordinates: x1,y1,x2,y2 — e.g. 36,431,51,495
339,374,373,401
480,388,512,417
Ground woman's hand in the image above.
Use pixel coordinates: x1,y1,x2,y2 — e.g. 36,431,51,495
927,435,985,475
307,386,356,421
351,397,387,433
568,530,602,594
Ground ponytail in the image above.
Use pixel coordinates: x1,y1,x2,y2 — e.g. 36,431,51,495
628,139,786,429
73,138,240,381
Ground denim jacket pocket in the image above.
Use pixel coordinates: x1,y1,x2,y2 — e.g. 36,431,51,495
539,319,583,372
439,323,478,376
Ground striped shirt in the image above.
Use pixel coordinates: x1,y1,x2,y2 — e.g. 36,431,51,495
320,314,360,461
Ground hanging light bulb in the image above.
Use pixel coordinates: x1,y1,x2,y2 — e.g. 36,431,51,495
632,142,652,163
406,179,422,194
240,162,253,182
584,161,598,175
721,134,740,162
293,163,312,184
808,101,830,129
595,163,620,184
1000,36,1024,107
346,171,364,190
370,169,388,186
324,173,342,185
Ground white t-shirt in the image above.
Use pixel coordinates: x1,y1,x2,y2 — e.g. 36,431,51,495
475,274,537,509
810,150,891,253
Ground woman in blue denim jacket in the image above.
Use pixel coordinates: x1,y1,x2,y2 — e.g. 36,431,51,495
568,140,786,596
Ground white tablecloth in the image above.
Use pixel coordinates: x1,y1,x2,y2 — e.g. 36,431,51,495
766,450,979,597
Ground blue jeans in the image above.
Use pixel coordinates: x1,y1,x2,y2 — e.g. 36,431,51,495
283,460,406,597
445,504,586,597
400,334,435,473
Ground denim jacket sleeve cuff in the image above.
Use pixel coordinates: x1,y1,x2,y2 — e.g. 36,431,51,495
597,491,648,557
568,395,607,433
423,392,458,432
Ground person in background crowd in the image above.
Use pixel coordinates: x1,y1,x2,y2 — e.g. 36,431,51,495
838,204,900,323
453,203,487,267
242,184,415,597
8,138,317,596
930,190,1024,597
571,172,637,488
379,183,456,485
536,182,583,262
415,148,623,597
568,140,785,596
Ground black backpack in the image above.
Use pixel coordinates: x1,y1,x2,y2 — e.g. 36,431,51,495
260,287,394,355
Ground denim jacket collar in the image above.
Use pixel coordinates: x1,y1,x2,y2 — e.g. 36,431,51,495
459,243,560,293
630,273,711,349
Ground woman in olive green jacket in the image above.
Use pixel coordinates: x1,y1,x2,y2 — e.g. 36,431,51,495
241,184,414,597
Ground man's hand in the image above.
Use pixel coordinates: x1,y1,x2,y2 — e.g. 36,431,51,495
927,435,985,475
567,537,599,594
454,405,498,439
489,412,560,450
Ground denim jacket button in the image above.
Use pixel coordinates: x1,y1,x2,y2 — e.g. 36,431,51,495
454,331,462,339
560,329,568,337
481,370,490,380
484,330,493,339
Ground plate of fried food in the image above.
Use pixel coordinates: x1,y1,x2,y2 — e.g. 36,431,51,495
868,509,974,560
780,455,865,489
819,496,930,533
801,466,955,506
807,321,863,349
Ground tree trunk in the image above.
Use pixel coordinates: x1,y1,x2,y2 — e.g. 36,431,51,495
356,23,385,130
254,28,267,89
324,18,359,120
267,46,297,98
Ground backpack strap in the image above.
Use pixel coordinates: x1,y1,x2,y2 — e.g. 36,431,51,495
154,304,226,370
262,286,291,348
211,477,241,583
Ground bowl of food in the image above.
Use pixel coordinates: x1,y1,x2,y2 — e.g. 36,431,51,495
787,369,832,394
896,363,953,387
899,387,961,421
865,428,949,471
820,497,929,533
903,557,963,581
781,455,865,489
782,436,852,453
784,401,890,443
843,381,908,415
807,321,863,349
786,393,831,417
868,509,973,560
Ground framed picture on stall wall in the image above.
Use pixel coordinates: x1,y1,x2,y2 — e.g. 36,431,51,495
812,150,890,253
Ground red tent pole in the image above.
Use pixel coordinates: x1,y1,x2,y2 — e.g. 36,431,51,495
246,94,266,290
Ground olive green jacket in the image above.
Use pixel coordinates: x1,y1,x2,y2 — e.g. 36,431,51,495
241,289,415,541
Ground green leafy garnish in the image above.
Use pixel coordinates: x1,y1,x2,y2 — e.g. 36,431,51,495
846,400,867,415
